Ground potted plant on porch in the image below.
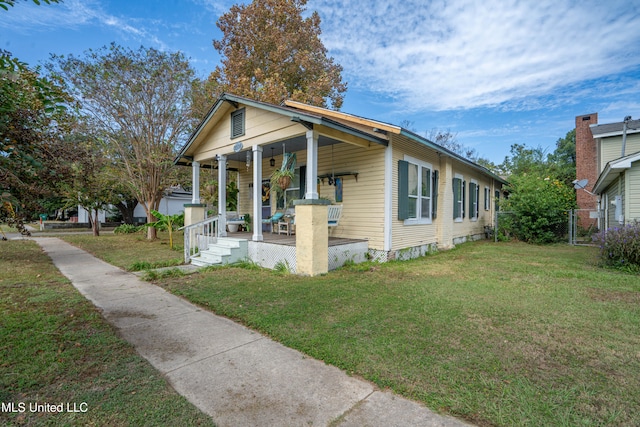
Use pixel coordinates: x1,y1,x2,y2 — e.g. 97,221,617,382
270,168,295,192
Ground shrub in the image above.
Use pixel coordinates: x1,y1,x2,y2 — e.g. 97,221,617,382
114,224,141,234
500,174,576,243
593,222,640,272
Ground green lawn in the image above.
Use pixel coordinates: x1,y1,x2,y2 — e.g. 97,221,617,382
60,231,184,271
156,241,638,427
0,240,214,426
53,233,640,426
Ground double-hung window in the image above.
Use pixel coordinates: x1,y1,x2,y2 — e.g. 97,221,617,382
469,180,479,221
398,157,433,224
453,174,465,222
484,187,491,211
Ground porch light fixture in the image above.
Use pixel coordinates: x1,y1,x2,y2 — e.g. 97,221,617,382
246,150,251,170
270,147,275,167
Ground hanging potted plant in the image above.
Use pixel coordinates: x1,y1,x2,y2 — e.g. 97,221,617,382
270,168,295,192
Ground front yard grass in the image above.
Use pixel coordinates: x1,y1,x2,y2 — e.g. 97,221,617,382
60,231,184,271
155,241,638,427
54,233,640,426
0,240,213,426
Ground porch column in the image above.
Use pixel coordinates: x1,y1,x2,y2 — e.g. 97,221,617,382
184,161,206,226
252,145,264,241
191,160,201,204
305,129,319,199
294,199,329,276
217,155,227,237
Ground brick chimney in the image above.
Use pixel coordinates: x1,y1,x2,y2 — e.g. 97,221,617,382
575,113,598,227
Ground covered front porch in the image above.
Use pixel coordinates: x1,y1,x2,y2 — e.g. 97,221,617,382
176,94,389,275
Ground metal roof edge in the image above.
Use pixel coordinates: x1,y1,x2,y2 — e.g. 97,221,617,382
399,129,508,185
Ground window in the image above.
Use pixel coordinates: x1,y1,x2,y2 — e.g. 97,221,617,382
398,157,433,223
484,187,491,211
453,175,465,221
230,108,245,139
469,180,479,221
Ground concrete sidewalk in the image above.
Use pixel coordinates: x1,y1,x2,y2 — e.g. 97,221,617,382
35,237,472,427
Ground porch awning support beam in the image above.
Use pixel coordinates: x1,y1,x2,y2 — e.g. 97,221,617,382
305,129,319,200
292,117,314,130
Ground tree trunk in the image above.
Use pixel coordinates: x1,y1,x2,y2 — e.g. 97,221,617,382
146,210,157,240
91,209,100,237
115,199,138,224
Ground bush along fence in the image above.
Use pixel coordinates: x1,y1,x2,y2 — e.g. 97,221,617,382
494,209,601,245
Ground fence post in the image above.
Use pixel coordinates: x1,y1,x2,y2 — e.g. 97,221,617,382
568,210,573,245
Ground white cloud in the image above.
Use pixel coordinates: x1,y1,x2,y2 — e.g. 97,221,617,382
311,0,640,111
0,0,168,50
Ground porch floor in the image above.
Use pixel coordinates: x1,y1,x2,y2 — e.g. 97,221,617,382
226,231,367,247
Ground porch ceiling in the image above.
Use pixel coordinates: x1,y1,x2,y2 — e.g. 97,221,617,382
222,134,345,164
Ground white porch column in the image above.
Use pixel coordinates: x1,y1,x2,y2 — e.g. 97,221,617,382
252,145,264,241
217,155,227,237
305,129,319,200
191,160,200,204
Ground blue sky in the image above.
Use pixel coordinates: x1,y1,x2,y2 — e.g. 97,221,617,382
2,0,639,164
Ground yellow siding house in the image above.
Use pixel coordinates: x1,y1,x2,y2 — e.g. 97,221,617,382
176,94,506,274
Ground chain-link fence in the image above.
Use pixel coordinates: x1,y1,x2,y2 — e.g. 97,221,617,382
569,209,602,245
494,209,602,245
494,210,570,244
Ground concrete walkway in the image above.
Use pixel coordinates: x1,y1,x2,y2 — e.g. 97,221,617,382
35,237,472,427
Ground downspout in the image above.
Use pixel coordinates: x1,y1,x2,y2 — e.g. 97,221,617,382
621,116,632,157
383,139,393,253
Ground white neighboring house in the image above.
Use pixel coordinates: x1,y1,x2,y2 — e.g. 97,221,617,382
77,186,192,224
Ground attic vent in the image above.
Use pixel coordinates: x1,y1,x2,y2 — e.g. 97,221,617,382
582,116,591,121
231,108,245,139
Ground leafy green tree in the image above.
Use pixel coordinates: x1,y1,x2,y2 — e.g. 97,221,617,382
499,143,549,177
50,44,200,240
1,52,75,217
212,0,347,109
547,129,576,185
58,139,114,237
500,174,576,243
0,0,59,11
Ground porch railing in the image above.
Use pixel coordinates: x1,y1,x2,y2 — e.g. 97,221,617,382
180,215,219,263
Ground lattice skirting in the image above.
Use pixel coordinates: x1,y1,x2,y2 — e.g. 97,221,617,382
328,242,369,270
248,242,297,273
248,241,369,273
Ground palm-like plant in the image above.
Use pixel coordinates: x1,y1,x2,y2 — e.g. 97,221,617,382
145,210,184,249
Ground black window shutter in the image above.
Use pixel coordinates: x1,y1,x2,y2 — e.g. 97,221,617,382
469,182,477,218
432,170,439,219
453,178,460,219
462,180,466,218
398,160,409,220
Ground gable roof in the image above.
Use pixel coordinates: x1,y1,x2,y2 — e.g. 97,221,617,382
176,93,507,184
590,118,640,138
176,93,388,165
593,150,640,194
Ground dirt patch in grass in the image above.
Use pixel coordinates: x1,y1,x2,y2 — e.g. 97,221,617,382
586,287,640,304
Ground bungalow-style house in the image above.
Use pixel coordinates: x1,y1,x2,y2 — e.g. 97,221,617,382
176,94,506,275
576,114,640,229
